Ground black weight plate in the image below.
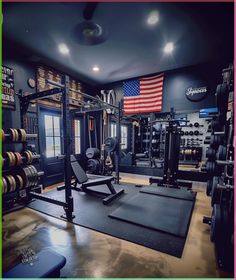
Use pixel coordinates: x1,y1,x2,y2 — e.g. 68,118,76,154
189,131,194,136
206,148,216,160
104,137,118,152
206,179,213,196
184,131,189,136
206,161,215,173
211,176,221,206
85,148,100,159
216,145,226,161
194,122,200,128
210,203,221,242
216,83,229,112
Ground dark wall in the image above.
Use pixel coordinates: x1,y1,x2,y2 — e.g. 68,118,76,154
105,61,227,114
2,58,36,130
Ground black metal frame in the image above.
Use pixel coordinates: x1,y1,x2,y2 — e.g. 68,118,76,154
19,77,74,220
71,99,123,184
18,76,124,219
149,108,192,189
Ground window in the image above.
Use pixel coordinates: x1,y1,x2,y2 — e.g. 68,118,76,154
121,125,128,150
110,123,128,150
111,123,117,138
44,115,61,158
74,119,81,154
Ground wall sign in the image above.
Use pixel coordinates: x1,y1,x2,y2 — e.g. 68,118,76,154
2,66,15,110
185,80,208,102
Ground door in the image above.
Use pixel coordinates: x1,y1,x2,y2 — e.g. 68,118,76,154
39,109,64,187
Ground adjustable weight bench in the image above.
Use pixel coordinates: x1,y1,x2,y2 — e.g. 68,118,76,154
69,155,124,204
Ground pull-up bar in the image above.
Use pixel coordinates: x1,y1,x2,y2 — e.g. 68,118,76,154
46,79,121,111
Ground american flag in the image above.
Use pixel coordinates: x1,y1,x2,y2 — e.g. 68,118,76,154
123,73,164,114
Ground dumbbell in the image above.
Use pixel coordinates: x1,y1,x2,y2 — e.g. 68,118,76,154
194,122,203,128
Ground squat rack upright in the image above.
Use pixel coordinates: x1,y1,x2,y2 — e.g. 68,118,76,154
19,75,122,220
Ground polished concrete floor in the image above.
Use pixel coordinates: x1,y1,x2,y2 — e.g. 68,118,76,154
2,174,232,278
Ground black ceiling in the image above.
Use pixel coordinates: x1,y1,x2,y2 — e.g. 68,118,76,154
3,2,234,86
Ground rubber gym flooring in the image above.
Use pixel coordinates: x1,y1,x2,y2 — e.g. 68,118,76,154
28,184,195,257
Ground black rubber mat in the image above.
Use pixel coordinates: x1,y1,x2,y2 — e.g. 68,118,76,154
140,186,196,201
109,192,194,237
28,184,195,258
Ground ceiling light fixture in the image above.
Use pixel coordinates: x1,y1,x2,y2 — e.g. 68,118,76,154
164,42,174,54
92,66,100,72
58,43,70,55
147,11,159,25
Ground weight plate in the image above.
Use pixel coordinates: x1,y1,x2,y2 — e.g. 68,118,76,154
16,166,30,188
104,137,118,152
211,176,221,206
8,128,16,142
2,177,8,193
216,83,229,112
206,179,213,196
14,152,23,166
2,129,5,143
29,165,38,186
85,148,100,159
216,145,227,161
210,203,221,242
5,175,16,192
15,175,24,190
27,166,34,187
206,148,216,160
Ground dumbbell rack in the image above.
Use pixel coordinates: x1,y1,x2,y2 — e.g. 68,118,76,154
202,64,234,273
2,129,43,215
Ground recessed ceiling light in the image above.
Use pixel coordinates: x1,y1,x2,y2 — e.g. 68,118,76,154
147,11,159,25
58,43,70,55
92,66,100,72
163,42,174,54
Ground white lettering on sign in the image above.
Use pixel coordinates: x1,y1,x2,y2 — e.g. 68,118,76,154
186,86,207,96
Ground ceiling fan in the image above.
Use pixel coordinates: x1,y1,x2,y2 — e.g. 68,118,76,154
73,3,108,46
